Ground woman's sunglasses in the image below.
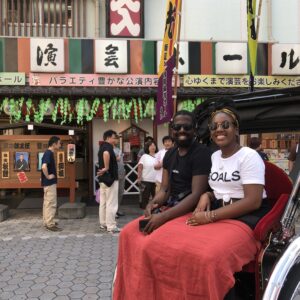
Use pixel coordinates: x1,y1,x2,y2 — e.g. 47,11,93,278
171,123,194,131
208,120,235,131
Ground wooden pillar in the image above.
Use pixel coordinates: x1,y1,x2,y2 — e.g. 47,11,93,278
69,161,76,203
88,121,94,201
153,120,157,144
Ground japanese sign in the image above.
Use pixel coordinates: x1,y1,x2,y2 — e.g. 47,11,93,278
247,0,258,77
17,172,28,183
95,40,128,73
30,39,65,73
156,0,182,125
272,44,300,75
29,73,162,87
107,0,144,38
183,75,300,88
0,73,25,85
215,43,248,75
157,41,189,74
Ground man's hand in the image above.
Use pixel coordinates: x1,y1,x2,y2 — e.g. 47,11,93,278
144,201,159,217
143,213,167,234
48,174,55,180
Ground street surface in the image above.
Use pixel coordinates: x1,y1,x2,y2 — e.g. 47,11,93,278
0,206,141,300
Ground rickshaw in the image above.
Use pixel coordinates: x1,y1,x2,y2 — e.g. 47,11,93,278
112,87,300,299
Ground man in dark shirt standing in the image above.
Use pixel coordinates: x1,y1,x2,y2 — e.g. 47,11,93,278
97,130,120,233
143,110,211,234
41,136,61,231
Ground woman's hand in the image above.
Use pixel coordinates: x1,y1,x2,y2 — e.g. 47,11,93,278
186,211,209,226
193,193,211,214
144,201,160,217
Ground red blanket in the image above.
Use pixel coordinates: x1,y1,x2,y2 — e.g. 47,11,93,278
113,214,260,300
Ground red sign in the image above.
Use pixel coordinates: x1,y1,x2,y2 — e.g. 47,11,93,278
107,0,144,38
17,172,28,183
29,73,179,88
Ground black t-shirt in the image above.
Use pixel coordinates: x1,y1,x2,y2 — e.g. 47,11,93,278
98,142,118,181
163,141,212,197
257,150,269,161
41,149,57,187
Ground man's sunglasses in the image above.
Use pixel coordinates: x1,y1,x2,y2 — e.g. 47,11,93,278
171,123,194,131
208,120,235,131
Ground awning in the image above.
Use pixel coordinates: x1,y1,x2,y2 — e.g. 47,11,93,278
194,86,300,138
0,85,249,97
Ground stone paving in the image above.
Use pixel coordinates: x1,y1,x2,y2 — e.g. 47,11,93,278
0,205,142,300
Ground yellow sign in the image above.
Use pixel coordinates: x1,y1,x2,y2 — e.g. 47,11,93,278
158,0,182,76
183,75,300,88
247,0,258,76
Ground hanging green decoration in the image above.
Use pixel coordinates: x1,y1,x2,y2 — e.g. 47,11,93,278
0,96,183,124
76,98,88,125
138,98,143,121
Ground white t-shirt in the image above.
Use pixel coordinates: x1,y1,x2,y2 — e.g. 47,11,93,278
209,147,267,200
155,148,168,183
138,154,157,183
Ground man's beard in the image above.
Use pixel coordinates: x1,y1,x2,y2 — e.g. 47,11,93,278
175,136,194,148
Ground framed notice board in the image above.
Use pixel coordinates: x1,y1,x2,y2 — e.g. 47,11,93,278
0,135,76,202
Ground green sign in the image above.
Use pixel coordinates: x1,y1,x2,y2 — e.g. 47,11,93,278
0,73,25,85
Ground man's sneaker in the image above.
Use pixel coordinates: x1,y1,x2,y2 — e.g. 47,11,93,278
116,211,125,217
99,225,107,232
43,222,58,227
45,225,62,232
107,227,122,234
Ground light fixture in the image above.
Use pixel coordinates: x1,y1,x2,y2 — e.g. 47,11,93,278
27,124,34,130
68,130,75,136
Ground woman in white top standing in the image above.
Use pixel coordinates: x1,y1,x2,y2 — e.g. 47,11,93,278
137,141,158,209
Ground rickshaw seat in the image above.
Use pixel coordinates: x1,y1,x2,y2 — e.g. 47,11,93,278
253,161,293,241
242,161,293,299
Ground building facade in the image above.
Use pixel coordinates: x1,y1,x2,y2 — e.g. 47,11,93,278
0,0,300,199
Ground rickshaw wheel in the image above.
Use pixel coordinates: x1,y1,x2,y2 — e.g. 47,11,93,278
278,262,300,300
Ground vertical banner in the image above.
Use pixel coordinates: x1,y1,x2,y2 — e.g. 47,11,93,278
156,0,181,125
247,0,258,91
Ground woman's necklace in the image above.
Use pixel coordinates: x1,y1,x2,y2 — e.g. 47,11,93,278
221,144,242,159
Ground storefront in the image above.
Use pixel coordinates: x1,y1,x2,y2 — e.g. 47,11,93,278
1,37,300,201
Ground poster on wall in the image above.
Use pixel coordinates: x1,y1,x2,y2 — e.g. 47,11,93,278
14,152,30,171
37,152,44,171
1,152,9,179
17,172,28,183
106,0,144,38
57,151,65,178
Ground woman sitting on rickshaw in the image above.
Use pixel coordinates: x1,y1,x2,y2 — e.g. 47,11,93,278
113,106,269,300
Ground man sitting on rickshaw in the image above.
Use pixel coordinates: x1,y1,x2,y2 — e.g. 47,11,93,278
113,105,270,300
